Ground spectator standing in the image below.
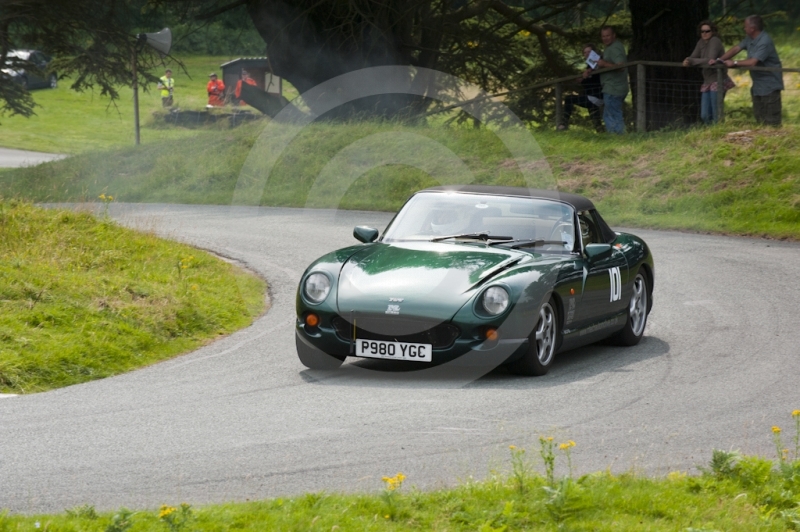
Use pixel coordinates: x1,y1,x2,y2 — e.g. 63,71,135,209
716,15,783,126
558,44,604,132
206,72,226,107
234,69,258,105
596,26,628,134
157,69,174,108
684,20,731,124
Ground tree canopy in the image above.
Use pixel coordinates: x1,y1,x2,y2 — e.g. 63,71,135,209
2,0,796,123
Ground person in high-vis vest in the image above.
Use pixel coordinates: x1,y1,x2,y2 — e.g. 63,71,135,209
157,69,174,107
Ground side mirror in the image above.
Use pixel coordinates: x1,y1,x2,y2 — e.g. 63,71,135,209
584,243,612,260
353,226,379,243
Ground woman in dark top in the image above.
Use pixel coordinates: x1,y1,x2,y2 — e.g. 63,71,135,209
684,20,732,124
558,44,603,132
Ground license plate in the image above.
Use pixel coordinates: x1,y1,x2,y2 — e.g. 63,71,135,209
355,339,432,362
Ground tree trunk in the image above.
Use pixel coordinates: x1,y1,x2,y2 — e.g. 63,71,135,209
246,0,418,117
628,0,709,130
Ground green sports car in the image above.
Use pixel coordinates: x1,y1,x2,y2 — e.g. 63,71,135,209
296,185,654,376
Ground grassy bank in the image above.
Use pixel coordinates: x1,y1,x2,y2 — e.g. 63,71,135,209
2,119,799,239
2,415,799,530
0,200,265,394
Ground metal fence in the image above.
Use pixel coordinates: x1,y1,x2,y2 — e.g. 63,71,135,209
433,61,800,132
557,61,800,131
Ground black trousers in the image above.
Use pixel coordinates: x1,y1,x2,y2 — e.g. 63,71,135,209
564,95,602,129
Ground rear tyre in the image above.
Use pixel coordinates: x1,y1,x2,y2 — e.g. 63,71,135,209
611,271,648,346
296,334,345,370
508,299,558,376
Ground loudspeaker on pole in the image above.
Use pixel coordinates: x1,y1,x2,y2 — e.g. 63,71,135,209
136,28,172,56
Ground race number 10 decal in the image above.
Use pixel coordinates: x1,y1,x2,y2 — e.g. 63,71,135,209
609,267,622,302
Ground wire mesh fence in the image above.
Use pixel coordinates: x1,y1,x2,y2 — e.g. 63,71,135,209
552,61,800,132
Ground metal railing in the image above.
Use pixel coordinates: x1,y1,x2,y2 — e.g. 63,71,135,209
430,61,800,132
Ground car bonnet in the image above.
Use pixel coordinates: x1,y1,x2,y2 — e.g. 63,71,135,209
336,241,529,319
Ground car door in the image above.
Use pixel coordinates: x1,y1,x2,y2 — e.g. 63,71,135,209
574,210,628,329
26,52,44,87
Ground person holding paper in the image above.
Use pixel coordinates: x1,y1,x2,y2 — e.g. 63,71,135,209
595,26,628,134
558,44,603,131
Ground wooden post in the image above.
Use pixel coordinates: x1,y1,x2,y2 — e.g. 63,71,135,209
132,48,140,146
716,66,725,123
554,82,563,129
636,63,646,133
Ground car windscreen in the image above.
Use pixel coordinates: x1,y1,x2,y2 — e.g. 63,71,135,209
382,192,576,249
8,51,30,60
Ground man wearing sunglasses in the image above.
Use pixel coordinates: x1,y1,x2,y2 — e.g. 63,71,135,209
714,15,783,126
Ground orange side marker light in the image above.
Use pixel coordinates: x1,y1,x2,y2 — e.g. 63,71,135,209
305,313,319,327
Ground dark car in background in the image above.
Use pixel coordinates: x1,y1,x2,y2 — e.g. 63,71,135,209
2,50,57,90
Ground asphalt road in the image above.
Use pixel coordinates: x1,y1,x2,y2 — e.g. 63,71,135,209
0,147,66,168
1,204,799,514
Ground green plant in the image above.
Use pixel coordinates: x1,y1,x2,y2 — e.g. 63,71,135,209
793,410,800,461
65,504,98,519
159,503,193,532
707,449,742,479
508,445,529,494
539,436,556,485
105,508,133,532
380,472,406,520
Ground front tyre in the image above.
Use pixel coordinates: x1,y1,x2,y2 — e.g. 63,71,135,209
296,333,344,370
611,271,648,346
508,300,558,376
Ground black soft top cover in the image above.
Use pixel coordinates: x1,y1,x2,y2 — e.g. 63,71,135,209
420,185,617,244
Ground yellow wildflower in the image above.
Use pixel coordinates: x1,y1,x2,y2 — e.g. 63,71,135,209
107,195,113,201
191,284,198,291
772,426,781,434
519,30,530,37
546,31,552,37
99,193,106,200
467,41,478,48
559,440,576,450
509,445,516,450
546,436,554,442
792,410,800,418
158,505,176,519
382,472,406,491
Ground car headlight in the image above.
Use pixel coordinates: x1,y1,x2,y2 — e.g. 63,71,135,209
482,286,509,315
304,272,331,304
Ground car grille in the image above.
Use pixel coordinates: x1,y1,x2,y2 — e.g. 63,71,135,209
332,315,460,349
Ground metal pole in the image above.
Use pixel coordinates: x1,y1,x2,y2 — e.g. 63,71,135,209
554,82,563,129
132,49,140,145
716,67,725,123
636,63,646,133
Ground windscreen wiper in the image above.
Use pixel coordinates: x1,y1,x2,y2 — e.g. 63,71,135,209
430,232,513,243
489,239,568,249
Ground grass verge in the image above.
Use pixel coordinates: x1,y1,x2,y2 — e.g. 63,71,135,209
2,413,799,530
0,200,265,394
2,119,799,239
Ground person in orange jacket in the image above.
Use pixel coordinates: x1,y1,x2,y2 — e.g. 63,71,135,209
206,72,225,107
234,69,258,105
